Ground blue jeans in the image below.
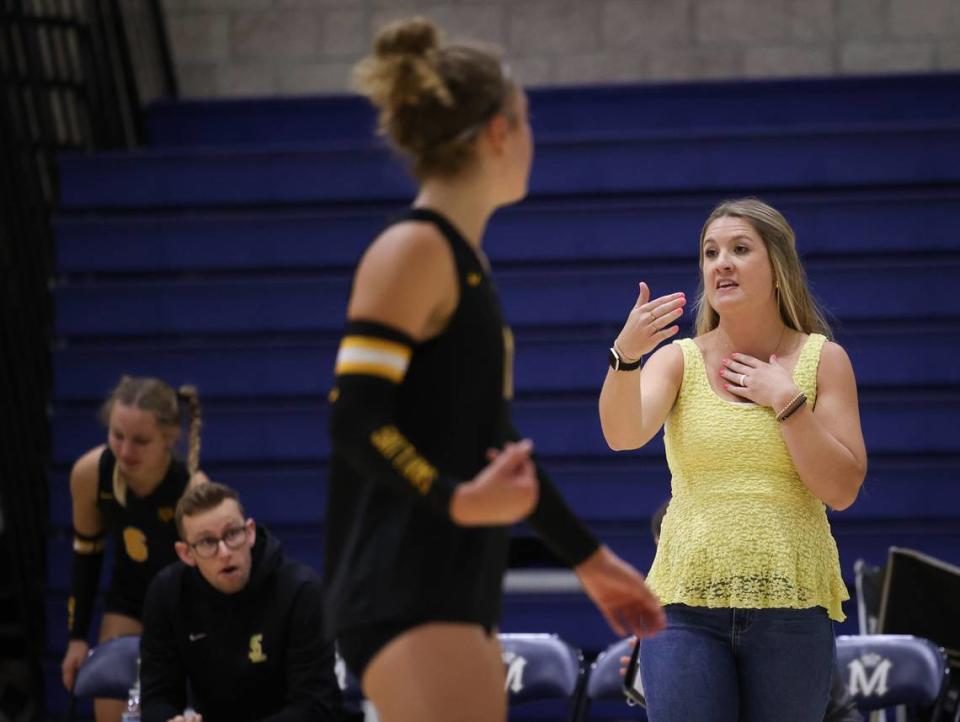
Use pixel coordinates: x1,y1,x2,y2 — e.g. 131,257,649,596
640,604,835,722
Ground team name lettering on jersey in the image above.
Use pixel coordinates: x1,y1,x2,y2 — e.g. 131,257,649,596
370,425,438,494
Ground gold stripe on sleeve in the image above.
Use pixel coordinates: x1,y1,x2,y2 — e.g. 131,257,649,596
335,335,412,383
73,536,105,554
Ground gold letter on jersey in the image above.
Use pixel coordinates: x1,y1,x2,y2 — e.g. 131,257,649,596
249,634,267,663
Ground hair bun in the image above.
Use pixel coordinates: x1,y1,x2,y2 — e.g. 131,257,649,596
355,16,510,179
374,17,439,58
177,384,198,399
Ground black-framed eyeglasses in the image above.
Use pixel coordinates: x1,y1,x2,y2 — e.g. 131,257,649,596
189,525,249,559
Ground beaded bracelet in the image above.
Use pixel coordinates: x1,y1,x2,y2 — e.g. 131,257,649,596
775,392,807,422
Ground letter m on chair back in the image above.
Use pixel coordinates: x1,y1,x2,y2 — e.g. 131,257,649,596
836,634,949,718
498,633,584,721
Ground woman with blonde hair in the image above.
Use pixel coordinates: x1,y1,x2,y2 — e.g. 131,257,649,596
599,197,867,721
61,375,207,722
326,17,665,722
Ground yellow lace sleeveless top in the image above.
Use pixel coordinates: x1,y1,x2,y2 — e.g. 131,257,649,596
646,333,848,621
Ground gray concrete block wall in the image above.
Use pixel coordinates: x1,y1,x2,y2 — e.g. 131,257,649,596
161,0,960,97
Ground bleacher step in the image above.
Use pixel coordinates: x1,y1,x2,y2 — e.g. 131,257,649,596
146,74,960,148
59,123,960,211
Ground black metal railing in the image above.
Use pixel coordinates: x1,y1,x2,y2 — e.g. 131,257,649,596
1,0,178,201
0,1,177,716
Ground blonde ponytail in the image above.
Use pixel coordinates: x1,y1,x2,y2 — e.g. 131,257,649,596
177,385,202,476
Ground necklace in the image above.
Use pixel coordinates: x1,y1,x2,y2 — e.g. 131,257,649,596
769,324,789,359
719,323,789,360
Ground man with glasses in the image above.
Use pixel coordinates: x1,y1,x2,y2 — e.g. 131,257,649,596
139,482,344,722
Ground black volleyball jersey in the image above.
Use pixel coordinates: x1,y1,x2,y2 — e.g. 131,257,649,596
325,208,516,634
97,447,188,597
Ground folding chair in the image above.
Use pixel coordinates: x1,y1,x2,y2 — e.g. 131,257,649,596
854,558,886,636
65,635,140,721
877,547,960,721
498,633,584,721
574,636,645,721
836,635,949,721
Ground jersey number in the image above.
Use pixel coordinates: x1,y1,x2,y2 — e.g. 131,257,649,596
123,527,148,562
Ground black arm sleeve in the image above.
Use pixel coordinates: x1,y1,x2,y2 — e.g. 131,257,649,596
501,404,600,567
140,576,188,722
260,580,343,722
329,321,459,517
68,531,104,641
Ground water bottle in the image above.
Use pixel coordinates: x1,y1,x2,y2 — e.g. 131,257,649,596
121,683,140,722
121,658,141,722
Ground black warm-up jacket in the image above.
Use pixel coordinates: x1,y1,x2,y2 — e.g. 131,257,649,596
140,526,342,722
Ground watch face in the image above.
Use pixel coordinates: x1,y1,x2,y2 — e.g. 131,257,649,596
609,347,641,371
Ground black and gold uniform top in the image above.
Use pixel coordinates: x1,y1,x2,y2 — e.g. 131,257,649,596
325,208,598,637
97,446,188,602
325,208,516,634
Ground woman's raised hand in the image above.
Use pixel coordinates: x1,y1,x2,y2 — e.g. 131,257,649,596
614,282,686,361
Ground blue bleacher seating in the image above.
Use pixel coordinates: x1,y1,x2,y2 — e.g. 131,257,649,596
145,75,960,147
46,73,960,717
56,126,960,211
